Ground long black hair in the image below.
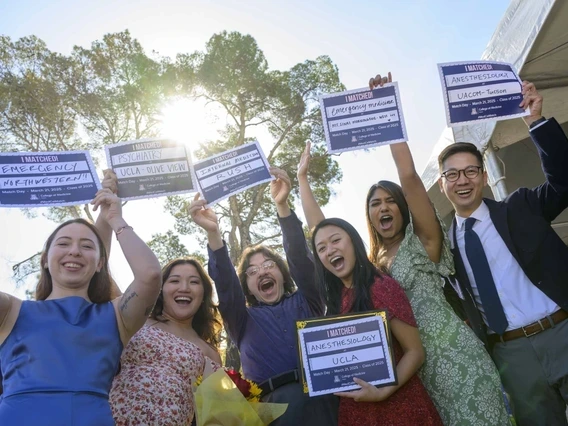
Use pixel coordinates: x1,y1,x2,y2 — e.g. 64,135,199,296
311,218,382,315
365,180,410,270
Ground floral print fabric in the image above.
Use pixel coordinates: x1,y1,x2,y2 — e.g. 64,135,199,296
110,325,219,426
389,215,510,425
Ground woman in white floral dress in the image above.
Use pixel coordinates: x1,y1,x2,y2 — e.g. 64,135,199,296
298,73,511,425
109,258,222,426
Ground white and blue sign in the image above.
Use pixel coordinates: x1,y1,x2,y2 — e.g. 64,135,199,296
105,139,194,201
438,61,529,127
0,151,100,208
297,313,396,397
192,141,272,206
319,83,408,154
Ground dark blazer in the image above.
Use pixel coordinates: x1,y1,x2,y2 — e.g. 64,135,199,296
449,118,568,346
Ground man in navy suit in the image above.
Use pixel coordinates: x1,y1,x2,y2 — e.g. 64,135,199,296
437,81,568,426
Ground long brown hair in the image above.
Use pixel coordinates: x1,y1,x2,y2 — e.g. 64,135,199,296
151,258,222,348
365,180,410,271
237,245,296,306
35,218,113,303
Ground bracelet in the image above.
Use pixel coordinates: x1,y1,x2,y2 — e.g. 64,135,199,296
115,225,133,236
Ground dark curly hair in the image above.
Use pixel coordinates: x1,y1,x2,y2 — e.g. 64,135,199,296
237,245,296,306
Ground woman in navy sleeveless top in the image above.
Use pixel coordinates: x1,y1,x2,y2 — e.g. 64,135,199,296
0,188,162,425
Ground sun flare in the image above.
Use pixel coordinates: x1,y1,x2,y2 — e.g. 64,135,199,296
159,97,221,154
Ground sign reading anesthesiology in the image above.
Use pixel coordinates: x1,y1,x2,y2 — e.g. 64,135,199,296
438,61,529,127
0,151,100,208
192,141,272,206
296,311,397,397
319,83,408,154
105,139,194,201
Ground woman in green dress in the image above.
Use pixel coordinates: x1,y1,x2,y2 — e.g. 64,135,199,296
296,72,511,425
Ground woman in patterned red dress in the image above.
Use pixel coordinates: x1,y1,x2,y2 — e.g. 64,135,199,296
311,218,443,426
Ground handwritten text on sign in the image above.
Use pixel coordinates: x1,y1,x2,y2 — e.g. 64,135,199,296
297,315,396,397
437,61,528,127
319,83,408,154
105,139,194,201
0,151,100,208
192,141,272,206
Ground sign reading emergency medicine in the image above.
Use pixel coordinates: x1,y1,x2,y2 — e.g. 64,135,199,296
296,311,397,397
105,139,194,201
438,61,529,127
319,83,408,154
0,151,100,208
192,141,272,206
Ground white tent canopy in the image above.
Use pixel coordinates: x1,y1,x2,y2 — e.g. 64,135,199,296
421,0,568,243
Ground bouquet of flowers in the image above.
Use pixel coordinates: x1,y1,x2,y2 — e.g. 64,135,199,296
193,366,287,426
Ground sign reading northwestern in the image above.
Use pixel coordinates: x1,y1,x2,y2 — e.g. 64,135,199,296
105,139,194,201
319,83,408,154
192,141,272,206
296,312,397,397
0,151,100,208
438,61,529,127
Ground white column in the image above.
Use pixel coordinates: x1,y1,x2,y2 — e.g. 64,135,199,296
483,142,509,201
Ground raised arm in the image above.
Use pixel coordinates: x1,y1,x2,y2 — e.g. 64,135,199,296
92,189,161,345
188,193,248,344
95,169,122,298
520,81,568,221
95,169,118,255
270,167,324,315
370,72,442,263
297,142,326,230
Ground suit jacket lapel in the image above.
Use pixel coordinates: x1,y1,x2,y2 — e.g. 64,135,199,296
484,198,521,263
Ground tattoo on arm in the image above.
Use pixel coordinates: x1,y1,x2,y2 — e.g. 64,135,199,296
120,289,138,312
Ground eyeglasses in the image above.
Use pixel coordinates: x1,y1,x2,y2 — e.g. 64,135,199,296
245,260,276,277
441,166,482,182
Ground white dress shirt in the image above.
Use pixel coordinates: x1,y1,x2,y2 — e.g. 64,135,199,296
454,201,559,332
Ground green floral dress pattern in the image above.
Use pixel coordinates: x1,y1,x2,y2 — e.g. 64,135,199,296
389,216,510,426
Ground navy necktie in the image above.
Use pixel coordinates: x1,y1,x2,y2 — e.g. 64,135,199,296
464,217,508,334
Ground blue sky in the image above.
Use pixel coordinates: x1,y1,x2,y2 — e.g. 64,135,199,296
0,0,511,296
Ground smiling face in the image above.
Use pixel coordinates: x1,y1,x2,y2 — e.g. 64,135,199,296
367,187,404,243
439,152,487,217
161,263,205,322
245,252,285,305
46,222,103,290
314,225,356,288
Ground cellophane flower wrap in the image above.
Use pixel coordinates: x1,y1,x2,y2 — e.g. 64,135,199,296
193,368,288,426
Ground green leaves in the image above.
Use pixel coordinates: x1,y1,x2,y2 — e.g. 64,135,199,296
146,230,206,266
1,29,345,283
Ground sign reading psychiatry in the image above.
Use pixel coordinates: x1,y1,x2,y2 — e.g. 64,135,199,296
319,83,408,154
105,139,194,201
438,61,529,127
296,312,397,397
192,141,272,206
0,151,100,208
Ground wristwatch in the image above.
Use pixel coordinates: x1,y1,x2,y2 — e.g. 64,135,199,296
529,116,547,129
